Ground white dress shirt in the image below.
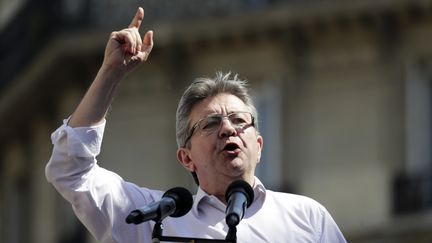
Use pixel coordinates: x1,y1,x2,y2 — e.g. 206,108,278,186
46,119,347,243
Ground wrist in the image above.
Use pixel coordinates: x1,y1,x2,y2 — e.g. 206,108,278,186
97,64,128,86
99,63,127,77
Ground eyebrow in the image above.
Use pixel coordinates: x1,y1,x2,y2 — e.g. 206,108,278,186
202,111,249,116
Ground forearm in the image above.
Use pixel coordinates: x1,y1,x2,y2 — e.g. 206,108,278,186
69,66,125,128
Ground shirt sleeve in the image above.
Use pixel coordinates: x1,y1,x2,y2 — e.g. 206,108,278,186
45,119,157,243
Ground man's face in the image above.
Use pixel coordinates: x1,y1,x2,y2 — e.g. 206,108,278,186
177,93,263,196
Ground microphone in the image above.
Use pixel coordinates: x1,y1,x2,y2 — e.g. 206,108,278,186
126,187,193,224
224,180,254,227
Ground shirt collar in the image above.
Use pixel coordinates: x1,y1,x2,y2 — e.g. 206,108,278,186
192,176,267,216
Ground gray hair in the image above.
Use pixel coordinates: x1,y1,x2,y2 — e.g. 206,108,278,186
176,71,259,148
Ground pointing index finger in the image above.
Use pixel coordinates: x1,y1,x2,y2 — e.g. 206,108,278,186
129,7,144,29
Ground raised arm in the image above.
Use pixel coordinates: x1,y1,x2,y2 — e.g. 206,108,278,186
69,7,153,127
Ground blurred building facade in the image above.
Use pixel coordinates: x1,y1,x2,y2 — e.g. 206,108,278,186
1,0,432,242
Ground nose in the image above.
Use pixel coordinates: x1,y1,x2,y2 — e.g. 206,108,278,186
218,118,237,138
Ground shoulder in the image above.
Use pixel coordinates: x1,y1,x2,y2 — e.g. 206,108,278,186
267,190,323,205
265,190,327,216
262,190,347,242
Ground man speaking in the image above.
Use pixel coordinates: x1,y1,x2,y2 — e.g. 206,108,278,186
45,7,346,243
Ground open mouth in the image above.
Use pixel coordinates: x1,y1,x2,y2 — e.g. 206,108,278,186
223,143,240,152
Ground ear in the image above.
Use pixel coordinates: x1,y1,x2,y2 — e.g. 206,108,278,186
176,148,196,172
256,135,264,163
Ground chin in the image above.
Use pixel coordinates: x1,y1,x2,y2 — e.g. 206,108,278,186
228,164,248,176
227,157,243,167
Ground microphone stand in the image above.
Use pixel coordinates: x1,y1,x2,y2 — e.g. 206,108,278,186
151,221,236,243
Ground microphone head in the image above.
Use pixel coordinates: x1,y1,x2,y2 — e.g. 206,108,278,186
163,187,193,217
225,180,254,207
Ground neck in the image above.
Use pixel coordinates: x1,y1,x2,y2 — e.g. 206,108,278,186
201,176,255,205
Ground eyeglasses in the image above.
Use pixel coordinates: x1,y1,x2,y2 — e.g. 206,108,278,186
183,111,255,147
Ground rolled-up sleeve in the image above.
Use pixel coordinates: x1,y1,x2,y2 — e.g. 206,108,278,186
45,118,105,188
45,119,155,243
